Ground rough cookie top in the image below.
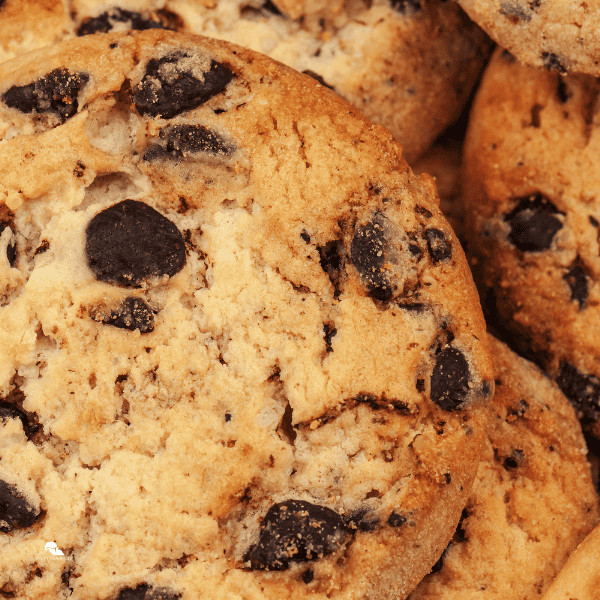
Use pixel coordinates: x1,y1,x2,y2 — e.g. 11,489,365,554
408,335,600,600
0,30,493,600
462,47,600,438
456,0,600,76
0,0,493,165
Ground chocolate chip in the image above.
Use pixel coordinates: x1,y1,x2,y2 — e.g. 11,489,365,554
244,500,349,570
133,54,235,119
0,401,40,439
556,361,600,424
143,124,233,161
351,213,393,301
77,8,171,36
97,297,155,333
425,228,452,264
0,479,40,532
563,261,588,309
529,103,543,128
390,0,422,12
262,0,284,15
590,215,600,228
302,570,314,584
557,78,570,104
34,240,50,256
302,70,335,91
344,508,380,532
387,511,406,528
396,302,428,313
504,193,563,252
542,52,567,74
323,322,337,352
3,68,89,123
431,347,471,411
317,239,345,298
1,224,16,267
117,585,180,600
503,449,524,469
85,200,186,287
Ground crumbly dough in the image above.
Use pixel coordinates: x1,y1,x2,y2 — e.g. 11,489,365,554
462,46,600,438
456,0,600,76
0,30,493,600
408,335,600,600
0,0,493,164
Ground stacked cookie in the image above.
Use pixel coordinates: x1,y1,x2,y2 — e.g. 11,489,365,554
0,2,599,600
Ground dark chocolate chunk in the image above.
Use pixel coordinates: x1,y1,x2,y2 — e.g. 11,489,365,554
262,0,284,15
143,124,232,161
503,449,525,469
77,8,170,36
590,215,600,228
323,322,337,352
541,52,568,74
133,54,235,119
504,193,563,252
317,239,345,298
0,479,40,532
300,231,311,243
563,261,588,309
557,78,570,104
390,0,422,12
425,228,452,264
556,361,600,424
2,225,16,267
34,240,50,256
351,213,393,301
530,103,542,128
302,569,314,584
86,200,186,287
431,347,471,411
344,508,380,532
244,500,349,570
302,70,335,91
0,401,39,438
98,297,154,333
117,585,180,600
3,68,89,123
387,511,406,528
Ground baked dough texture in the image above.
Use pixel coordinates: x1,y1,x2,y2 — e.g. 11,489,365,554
408,336,600,600
0,30,493,600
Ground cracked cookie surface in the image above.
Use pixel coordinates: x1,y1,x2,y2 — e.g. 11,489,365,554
0,29,493,600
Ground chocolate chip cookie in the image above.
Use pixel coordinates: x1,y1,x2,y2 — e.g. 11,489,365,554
462,46,600,439
0,29,494,600
409,335,599,600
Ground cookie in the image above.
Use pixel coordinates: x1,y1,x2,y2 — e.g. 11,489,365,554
540,523,600,600
408,335,600,600
0,29,494,600
456,0,600,76
3,0,492,165
461,46,600,438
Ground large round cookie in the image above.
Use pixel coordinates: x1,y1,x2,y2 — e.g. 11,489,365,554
462,46,600,438
408,335,599,600
1,0,493,165
0,29,494,600
456,0,600,76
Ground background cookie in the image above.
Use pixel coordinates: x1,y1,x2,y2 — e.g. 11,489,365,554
540,523,600,600
462,46,600,439
456,0,600,76
0,0,493,165
0,29,494,600
408,335,599,600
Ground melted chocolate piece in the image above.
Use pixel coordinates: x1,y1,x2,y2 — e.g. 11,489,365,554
2,225,16,267
563,261,588,309
323,322,337,352
244,500,349,570
0,479,40,532
85,200,186,288
302,570,314,584
431,347,471,411
262,0,284,15
344,508,379,532
77,8,169,36
144,124,232,160
351,213,393,301
542,52,567,74
99,297,155,333
503,449,525,469
387,511,406,528
390,0,422,12
317,239,345,298
0,401,39,439
133,54,235,119
425,228,452,264
504,193,563,252
556,361,600,424
3,68,89,122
